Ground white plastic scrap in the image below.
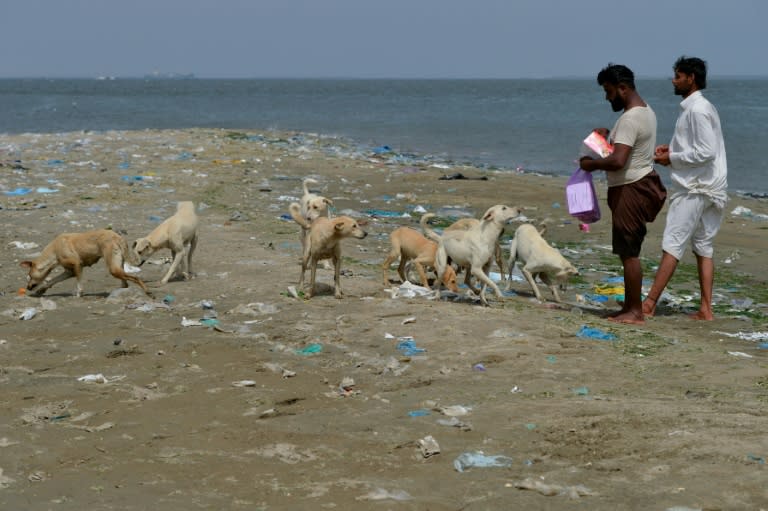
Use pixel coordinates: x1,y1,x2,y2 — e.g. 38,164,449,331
715,330,768,341
514,477,596,498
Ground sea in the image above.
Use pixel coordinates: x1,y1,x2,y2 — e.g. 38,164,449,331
1,77,766,195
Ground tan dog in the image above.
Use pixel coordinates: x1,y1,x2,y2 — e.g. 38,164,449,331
505,224,579,303
445,216,507,284
300,178,334,223
298,178,334,268
381,226,458,292
422,205,521,305
132,201,199,285
20,229,150,297
289,202,367,299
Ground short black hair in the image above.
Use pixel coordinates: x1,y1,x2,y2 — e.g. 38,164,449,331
674,56,707,90
597,64,636,90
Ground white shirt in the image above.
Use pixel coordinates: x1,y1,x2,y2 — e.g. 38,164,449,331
668,90,728,208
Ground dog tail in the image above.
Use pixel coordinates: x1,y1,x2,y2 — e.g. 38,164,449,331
420,213,442,242
537,222,547,237
302,177,319,196
289,202,310,229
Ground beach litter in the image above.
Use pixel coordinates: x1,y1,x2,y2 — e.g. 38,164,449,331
727,351,753,359
19,308,38,321
576,325,616,341
295,343,323,355
453,451,514,472
513,477,595,498
417,435,441,458
356,488,412,501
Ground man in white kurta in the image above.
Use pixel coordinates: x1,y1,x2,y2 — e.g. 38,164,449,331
643,56,728,320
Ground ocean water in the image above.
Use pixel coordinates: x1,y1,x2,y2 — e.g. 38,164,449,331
1,78,766,194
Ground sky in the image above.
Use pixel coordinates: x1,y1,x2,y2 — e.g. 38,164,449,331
2,0,766,79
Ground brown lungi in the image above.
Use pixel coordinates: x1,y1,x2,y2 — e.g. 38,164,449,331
607,170,667,257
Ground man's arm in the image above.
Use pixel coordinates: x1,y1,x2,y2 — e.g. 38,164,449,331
579,143,631,172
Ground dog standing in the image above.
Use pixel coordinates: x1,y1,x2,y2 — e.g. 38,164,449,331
505,224,579,303
298,178,334,269
132,201,199,285
381,226,458,292
289,202,367,299
20,229,151,297
444,216,508,285
422,205,520,305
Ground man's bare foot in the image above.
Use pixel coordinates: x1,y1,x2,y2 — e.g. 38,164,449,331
607,311,644,325
607,307,628,318
689,311,714,321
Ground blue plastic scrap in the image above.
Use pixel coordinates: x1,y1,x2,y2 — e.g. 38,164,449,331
395,337,426,356
576,325,617,341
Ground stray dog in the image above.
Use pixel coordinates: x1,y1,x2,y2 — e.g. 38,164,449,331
505,224,579,303
289,202,367,298
445,216,507,283
132,201,199,285
422,205,520,305
298,178,334,268
20,229,151,297
381,226,458,292
300,178,334,223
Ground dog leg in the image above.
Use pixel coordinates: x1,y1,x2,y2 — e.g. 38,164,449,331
538,273,562,303
411,260,430,288
33,269,75,296
470,266,503,304
521,267,545,301
107,252,152,296
333,253,343,299
308,257,319,298
381,248,400,286
505,239,518,291
160,250,185,285
494,241,506,283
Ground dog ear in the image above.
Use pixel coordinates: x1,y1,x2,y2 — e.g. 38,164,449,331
483,209,494,221
20,260,33,269
323,198,334,206
133,238,149,253
334,221,345,232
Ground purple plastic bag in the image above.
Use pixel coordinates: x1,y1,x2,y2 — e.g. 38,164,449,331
566,168,601,224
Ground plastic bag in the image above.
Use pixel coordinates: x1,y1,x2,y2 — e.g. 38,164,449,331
566,168,601,224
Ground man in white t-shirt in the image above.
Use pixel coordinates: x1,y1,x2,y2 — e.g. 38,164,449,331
642,56,728,321
580,64,667,325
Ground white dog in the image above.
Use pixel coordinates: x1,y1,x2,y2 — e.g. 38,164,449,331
422,205,520,305
505,224,579,303
132,201,199,285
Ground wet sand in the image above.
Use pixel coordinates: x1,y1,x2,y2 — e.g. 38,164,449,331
1,128,767,510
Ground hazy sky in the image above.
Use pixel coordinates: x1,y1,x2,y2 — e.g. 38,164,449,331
2,0,766,79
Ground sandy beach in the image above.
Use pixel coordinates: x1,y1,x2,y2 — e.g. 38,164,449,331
1,128,767,510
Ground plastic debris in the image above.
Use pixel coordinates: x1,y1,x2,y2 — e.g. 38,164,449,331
714,330,768,341
514,477,596,498
295,343,323,355
232,380,257,387
19,308,38,321
576,325,616,341
77,374,108,384
439,405,472,417
356,488,412,501
727,351,753,359
417,435,441,458
407,409,431,417
453,451,513,472
395,337,426,356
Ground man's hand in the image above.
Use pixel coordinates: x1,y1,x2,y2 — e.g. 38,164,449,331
654,145,671,166
579,156,595,171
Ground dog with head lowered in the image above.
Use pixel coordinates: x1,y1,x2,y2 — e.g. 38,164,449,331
20,229,151,297
289,202,367,299
505,223,579,303
422,204,521,306
132,201,199,285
